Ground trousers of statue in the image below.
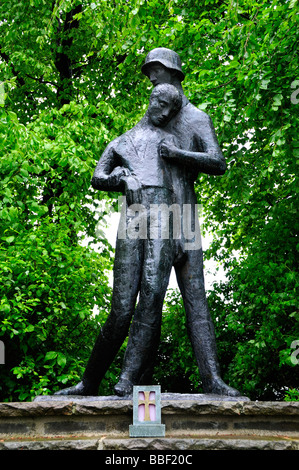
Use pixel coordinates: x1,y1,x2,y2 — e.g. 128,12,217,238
82,234,222,393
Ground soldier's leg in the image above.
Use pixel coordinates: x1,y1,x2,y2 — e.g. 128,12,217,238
55,237,143,396
175,248,240,397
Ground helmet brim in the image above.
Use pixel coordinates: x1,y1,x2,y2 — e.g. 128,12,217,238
141,60,185,82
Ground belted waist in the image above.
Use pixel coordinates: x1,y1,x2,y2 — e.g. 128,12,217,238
137,185,176,205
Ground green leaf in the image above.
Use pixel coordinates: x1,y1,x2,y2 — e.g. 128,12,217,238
57,353,66,368
5,236,15,243
44,351,58,361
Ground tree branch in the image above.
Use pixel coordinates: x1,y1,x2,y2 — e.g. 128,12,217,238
54,4,82,106
207,76,237,92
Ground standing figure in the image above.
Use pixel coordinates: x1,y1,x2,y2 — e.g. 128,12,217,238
115,48,240,397
55,48,240,398
55,84,184,396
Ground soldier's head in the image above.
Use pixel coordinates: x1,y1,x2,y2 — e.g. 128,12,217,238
147,83,182,127
142,48,184,87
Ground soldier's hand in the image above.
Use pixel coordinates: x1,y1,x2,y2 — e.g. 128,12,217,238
123,176,142,205
159,138,177,160
109,166,130,186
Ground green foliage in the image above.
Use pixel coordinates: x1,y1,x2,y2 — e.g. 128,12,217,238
0,0,298,401
284,388,299,402
0,106,113,401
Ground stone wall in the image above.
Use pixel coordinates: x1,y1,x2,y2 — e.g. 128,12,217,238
0,395,298,450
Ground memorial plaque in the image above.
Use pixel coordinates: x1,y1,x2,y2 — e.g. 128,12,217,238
129,385,165,437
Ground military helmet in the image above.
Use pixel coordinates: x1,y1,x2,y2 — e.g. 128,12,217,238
141,47,185,81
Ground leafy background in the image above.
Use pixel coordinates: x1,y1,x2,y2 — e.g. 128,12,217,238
0,0,298,401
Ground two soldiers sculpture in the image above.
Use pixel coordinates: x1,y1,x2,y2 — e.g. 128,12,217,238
55,47,241,399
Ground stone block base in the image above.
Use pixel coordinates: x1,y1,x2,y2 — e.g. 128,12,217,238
129,423,165,437
0,393,298,450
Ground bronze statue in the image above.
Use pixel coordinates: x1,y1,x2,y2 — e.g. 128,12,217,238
55,47,240,398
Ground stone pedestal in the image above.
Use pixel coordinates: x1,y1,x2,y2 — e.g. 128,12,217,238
0,394,298,450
